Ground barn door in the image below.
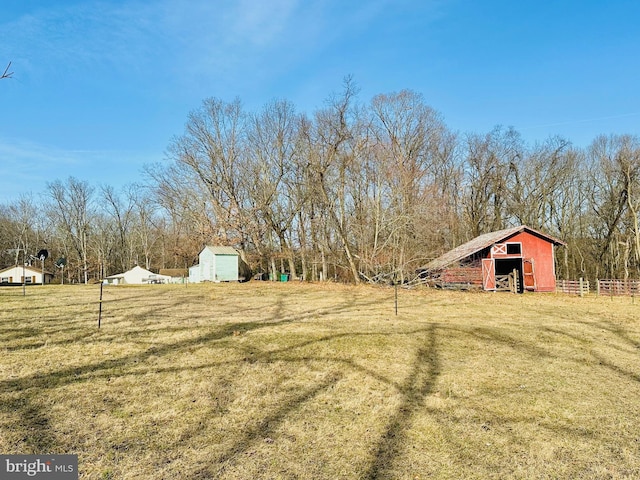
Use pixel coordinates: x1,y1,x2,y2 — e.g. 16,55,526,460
482,258,496,291
523,258,536,291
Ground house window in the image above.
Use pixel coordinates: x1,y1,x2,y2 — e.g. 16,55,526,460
1,277,8,283
25,276,33,284
506,243,522,255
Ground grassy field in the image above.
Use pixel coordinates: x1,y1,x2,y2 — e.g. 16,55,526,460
0,282,639,479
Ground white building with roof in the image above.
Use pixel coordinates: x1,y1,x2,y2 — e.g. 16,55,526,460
103,265,171,285
0,265,54,285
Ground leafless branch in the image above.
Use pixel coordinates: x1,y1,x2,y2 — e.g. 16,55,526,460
1,62,14,79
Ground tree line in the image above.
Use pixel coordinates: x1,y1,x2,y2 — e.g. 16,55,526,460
2,79,640,284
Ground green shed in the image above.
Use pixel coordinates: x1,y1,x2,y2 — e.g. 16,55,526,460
189,246,239,283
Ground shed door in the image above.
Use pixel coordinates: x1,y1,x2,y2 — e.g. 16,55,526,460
523,258,536,290
482,258,496,290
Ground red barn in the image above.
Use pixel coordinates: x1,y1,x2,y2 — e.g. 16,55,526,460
421,225,566,292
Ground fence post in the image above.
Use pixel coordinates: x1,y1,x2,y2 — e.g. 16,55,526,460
579,277,584,297
98,282,103,328
596,279,600,296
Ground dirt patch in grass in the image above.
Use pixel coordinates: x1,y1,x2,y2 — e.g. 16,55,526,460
1,283,639,479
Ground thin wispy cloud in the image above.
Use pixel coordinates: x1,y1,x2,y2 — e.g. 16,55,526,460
2,1,320,94
2,0,445,101
0,138,80,201
228,0,298,47
2,2,172,78
0,137,155,202
0,138,80,168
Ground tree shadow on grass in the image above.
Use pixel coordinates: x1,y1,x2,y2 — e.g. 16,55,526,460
192,372,344,479
0,288,389,455
150,325,440,478
364,323,440,480
580,318,640,350
544,325,640,383
1,289,385,388
1,294,204,352
464,325,554,360
2,395,59,453
0,327,40,342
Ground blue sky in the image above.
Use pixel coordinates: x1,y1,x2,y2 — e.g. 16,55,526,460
1,0,639,202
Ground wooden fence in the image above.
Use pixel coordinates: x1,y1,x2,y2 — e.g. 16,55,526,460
495,270,520,293
558,278,640,296
597,279,640,296
557,279,590,296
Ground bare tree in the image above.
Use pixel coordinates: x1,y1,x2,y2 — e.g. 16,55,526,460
305,77,363,283
167,97,256,258
369,89,451,281
101,185,135,272
144,161,212,268
245,99,302,278
462,127,522,237
585,135,640,278
131,189,161,270
47,177,95,284
88,212,117,280
507,135,572,229
0,195,39,267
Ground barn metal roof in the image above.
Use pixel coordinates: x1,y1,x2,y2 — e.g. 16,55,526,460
424,225,565,271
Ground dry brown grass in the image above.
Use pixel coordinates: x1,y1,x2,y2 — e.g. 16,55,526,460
1,282,639,479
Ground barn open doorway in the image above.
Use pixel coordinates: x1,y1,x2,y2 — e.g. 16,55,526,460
494,258,524,293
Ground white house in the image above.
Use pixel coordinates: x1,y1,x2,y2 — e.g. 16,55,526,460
189,246,239,283
0,265,53,285
103,265,171,285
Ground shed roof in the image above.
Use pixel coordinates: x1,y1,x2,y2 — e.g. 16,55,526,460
203,246,239,255
424,225,566,271
104,273,125,279
159,268,189,277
